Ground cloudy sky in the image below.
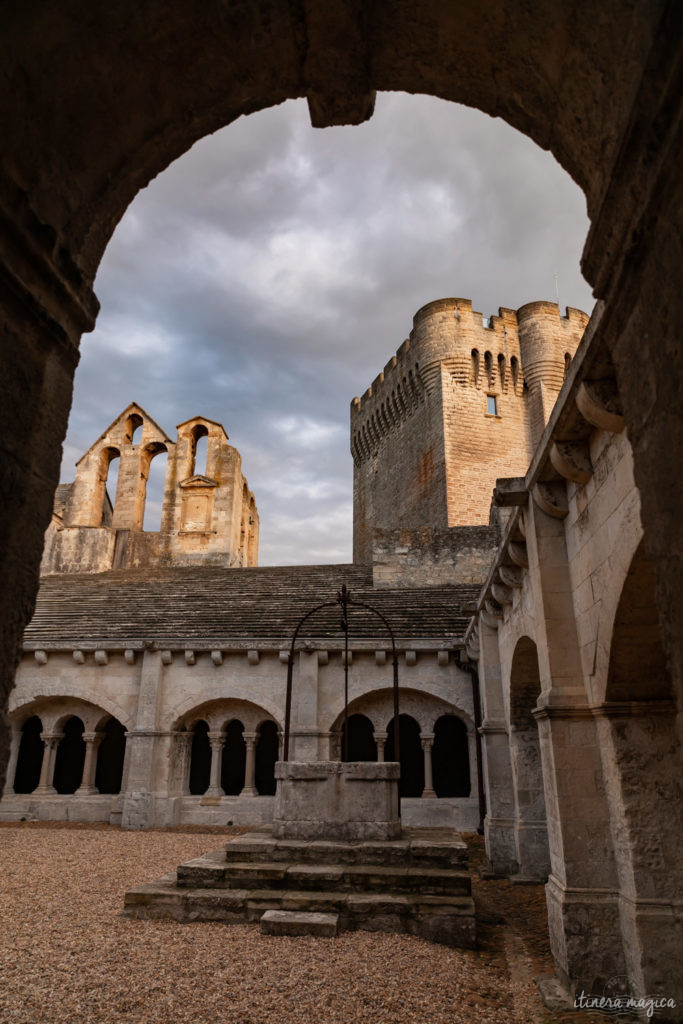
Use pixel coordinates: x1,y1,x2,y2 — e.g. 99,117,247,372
63,94,594,565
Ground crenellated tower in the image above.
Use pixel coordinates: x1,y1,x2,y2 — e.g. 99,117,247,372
351,297,589,562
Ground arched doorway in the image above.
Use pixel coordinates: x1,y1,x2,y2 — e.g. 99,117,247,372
221,719,246,796
341,714,377,762
53,717,86,795
508,637,550,881
255,720,278,796
386,714,423,798
13,716,43,794
189,720,211,796
94,717,127,794
432,715,470,798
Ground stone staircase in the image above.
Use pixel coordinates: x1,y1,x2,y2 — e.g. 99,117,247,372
124,827,476,947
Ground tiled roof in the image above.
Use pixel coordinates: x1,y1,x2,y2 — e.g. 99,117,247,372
24,565,478,646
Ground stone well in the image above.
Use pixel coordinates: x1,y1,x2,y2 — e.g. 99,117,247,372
272,760,401,841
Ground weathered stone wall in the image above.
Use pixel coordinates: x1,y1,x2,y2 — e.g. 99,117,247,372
41,406,259,573
372,525,498,588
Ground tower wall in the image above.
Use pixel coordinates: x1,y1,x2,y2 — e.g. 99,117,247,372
351,297,590,559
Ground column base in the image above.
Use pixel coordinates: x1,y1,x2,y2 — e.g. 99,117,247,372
204,787,225,798
546,874,626,994
34,786,57,795
241,787,258,797
75,786,99,796
421,788,436,799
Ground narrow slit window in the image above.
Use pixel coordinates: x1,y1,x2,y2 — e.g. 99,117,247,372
487,394,498,416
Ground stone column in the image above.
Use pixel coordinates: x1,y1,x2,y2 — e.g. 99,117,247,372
171,731,192,796
525,498,625,993
478,621,517,874
121,648,164,828
36,733,62,794
3,726,20,795
75,732,103,795
421,734,436,798
242,732,257,796
375,731,387,762
205,732,225,797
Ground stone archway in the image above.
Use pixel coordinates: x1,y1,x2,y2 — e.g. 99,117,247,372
508,636,550,881
0,4,681,1008
1,9,681,816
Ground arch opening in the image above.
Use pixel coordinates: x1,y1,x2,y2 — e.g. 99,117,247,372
508,637,549,880
94,717,127,794
386,714,423,798
189,720,211,796
53,717,86,795
255,721,278,795
432,715,470,798
341,713,377,763
13,716,43,794
221,719,246,795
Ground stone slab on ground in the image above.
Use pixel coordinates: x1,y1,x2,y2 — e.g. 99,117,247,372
260,910,339,937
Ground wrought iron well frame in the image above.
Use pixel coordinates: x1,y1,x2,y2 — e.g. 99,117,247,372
282,584,400,765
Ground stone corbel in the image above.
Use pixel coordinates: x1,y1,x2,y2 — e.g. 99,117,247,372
499,564,523,589
491,583,513,606
532,481,569,519
279,650,289,664
124,650,136,665
405,650,417,667
160,650,172,666
576,380,625,433
211,650,223,666
480,609,501,630
317,650,329,666
72,650,85,665
247,650,260,666
184,650,196,666
94,649,108,666
34,650,48,666
375,650,387,666
550,441,592,485
508,541,528,568
484,598,503,619
437,650,449,667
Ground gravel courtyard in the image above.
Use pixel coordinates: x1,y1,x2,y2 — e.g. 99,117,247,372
0,824,606,1024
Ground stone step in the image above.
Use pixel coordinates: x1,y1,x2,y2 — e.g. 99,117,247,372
177,855,471,896
222,829,468,870
124,879,476,948
260,910,339,937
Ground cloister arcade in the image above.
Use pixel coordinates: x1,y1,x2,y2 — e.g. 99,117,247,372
6,699,127,800
331,688,477,809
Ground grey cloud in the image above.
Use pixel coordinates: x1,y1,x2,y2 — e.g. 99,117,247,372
68,94,594,565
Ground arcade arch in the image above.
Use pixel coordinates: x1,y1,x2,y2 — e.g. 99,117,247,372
178,699,280,799
332,688,475,803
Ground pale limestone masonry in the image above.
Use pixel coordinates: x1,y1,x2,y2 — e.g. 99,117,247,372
463,307,682,1009
41,403,258,573
351,298,588,562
